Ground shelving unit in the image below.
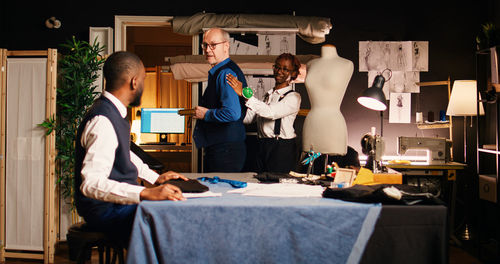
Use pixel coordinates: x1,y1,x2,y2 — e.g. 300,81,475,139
475,45,500,262
417,123,451,129
415,78,453,159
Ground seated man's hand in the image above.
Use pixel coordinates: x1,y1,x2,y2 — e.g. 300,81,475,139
155,170,188,185
140,184,186,201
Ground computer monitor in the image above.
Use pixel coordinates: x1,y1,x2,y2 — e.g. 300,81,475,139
140,108,185,144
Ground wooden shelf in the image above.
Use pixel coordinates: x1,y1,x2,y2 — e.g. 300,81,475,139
478,148,500,155
139,144,192,152
482,144,497,150
416,123,451,129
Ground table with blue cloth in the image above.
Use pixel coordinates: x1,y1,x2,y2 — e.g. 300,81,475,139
127,173,448,264
127,173,381,264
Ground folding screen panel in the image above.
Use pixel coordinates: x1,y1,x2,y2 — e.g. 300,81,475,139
0,49,57,263
5,58,47,251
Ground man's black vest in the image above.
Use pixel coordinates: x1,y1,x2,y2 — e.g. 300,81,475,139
193,59,247,148
74,96,138,218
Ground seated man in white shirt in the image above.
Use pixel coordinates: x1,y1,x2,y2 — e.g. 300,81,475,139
74,51,188,243
226,53,302,173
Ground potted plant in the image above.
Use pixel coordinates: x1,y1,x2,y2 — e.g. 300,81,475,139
40,36,105,207
476,22,500,51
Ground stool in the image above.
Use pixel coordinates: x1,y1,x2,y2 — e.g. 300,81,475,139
67,222,125,264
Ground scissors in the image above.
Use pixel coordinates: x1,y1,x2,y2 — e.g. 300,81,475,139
301,151,321,165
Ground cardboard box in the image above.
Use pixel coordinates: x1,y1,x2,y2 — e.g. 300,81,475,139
373,168,403,184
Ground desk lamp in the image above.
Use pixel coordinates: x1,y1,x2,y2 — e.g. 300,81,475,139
357,74,388,111
358,70,390,172
446,80,484,163
357,70,389,136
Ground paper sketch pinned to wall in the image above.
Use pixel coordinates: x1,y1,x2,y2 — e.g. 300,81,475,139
230,38,258,55
229,34,296,55
257,34,296,55
389,92,411,123
246,76,275,101
359,41,428,72
412,41,428,72
368,71,420,98
360,40,428,100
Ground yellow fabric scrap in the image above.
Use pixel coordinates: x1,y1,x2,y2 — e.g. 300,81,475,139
352,168,377,185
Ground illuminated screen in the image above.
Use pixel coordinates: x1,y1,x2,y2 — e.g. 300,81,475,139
140,108,185,134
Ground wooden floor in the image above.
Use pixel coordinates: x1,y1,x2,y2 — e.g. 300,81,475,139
0,241,485,264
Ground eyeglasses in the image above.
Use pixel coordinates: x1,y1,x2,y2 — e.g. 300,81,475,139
273,64,292,74
201,41,226,50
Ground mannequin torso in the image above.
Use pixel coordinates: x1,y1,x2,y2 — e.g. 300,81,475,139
303,44,354,155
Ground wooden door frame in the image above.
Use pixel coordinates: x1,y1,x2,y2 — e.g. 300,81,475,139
114,15,199,172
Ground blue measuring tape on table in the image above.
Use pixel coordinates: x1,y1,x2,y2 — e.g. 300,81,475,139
197,176,247,188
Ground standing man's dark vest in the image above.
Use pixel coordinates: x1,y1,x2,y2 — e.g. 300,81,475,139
74,96,138,218
193,59,247,148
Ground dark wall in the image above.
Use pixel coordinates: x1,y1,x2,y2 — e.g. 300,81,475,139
1,1,498,161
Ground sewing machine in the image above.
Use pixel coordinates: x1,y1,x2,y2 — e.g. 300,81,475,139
361,132,385,173
397,136,451,164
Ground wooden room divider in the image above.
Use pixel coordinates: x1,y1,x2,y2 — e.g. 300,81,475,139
0,49,57,263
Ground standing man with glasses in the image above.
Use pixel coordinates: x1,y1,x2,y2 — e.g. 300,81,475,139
192,27,248,172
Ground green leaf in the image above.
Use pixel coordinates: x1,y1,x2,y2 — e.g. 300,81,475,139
54,36,105,207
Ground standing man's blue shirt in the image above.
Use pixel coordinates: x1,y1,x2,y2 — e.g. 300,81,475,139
193,58,248,149
204,58,246,122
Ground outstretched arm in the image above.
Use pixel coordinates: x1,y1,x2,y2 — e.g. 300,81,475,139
226,73,243,97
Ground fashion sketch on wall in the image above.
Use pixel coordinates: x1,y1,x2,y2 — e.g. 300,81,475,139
230,38,258,55
257,34,296,55
368,71,420,98
359,40,428,97
229,34,296,56
389,92,411,123
246,76,275,101
359,41,427,124
359,41,428,72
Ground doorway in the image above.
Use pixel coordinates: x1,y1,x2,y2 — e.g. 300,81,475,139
116,16,197,172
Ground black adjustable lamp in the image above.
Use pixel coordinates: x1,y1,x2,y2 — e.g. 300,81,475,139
357,69,391,136
357,69,391,172
357,74,388,111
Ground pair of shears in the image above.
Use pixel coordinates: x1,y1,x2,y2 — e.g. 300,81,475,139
302,151,321,165
197,176,247,188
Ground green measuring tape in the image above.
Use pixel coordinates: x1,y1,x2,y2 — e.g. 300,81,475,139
242,87,253,99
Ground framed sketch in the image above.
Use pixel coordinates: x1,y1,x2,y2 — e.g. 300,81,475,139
89,27,114,56
333,168,357,185
89,27,113,94
389,92,411,123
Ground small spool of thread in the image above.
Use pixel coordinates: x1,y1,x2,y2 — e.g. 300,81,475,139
416,112,423,123
427,111,434,122
439,110,446,121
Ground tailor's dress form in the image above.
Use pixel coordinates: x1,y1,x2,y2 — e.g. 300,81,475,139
303,45,353,155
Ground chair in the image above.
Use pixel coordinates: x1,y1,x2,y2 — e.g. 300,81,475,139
130,141,165,172
67,222,125,264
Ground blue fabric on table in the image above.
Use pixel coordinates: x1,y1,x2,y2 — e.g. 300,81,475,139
127,181,381,264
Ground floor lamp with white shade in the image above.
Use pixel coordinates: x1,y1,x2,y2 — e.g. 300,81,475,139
446,80,484,241
446,80,485,163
